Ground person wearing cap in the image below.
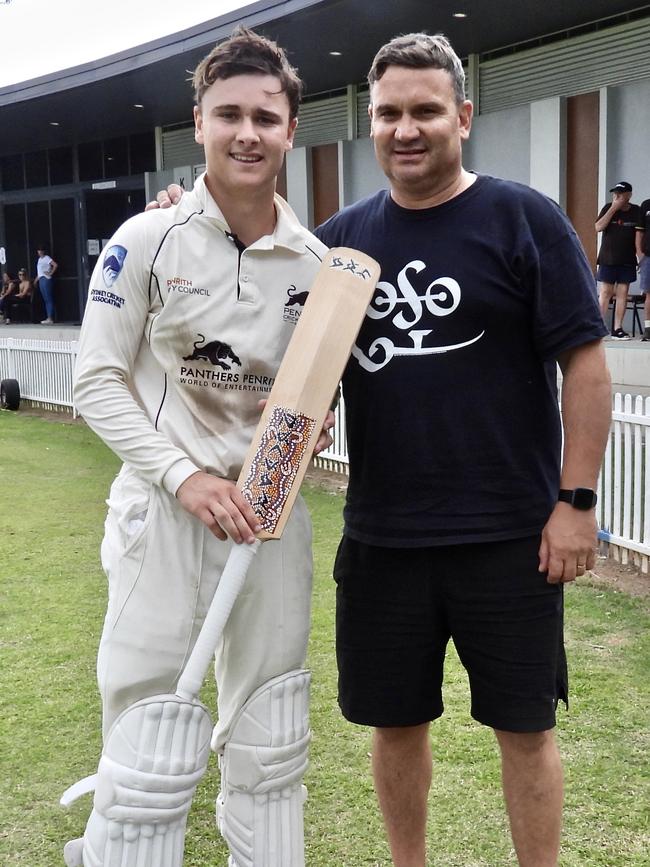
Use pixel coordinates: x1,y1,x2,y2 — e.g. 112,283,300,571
635,195,650,342
595,181,642,339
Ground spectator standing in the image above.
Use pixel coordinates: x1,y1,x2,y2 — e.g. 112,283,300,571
635,196,650,342
595,181,641,339
35,244,58,324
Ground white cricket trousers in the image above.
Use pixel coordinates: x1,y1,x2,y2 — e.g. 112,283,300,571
97,465,312,750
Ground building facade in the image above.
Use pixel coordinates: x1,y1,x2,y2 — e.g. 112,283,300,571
1,2,649,322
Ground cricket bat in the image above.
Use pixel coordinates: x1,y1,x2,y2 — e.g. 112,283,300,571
177,246,380,699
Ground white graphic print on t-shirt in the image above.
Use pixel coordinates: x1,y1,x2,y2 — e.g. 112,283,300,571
351,258,484,372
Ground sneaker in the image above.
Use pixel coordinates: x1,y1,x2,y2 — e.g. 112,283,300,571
40,317,54,325
643,327,650,342
612,328,631,340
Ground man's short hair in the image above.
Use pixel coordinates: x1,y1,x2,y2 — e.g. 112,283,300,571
368,32,466,105
192,25,303,119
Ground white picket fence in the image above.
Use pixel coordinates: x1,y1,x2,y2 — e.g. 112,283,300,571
1,337,648,574
0,337,79,415
597,393,650,573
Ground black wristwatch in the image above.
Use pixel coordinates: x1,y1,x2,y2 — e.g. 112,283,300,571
558,488,598,510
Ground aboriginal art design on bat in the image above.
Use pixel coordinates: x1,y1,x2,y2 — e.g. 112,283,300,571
242,405,316,532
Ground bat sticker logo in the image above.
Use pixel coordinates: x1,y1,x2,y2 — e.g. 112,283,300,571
102,245,127,288
183,335,242,370
330,256,372,280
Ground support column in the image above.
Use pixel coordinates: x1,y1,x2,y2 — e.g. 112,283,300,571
285,147,314,228
598,87,611,207
530,97,566,207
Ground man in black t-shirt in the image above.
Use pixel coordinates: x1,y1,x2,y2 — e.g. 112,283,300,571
315,34,610,867
596,181,642,339
635,197,650,341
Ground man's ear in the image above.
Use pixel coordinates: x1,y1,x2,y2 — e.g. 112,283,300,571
458,99,473,141
194,105,203,145
368,103,374,138
286,116,298,150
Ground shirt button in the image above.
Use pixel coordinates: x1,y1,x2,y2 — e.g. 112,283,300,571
241,275,249,282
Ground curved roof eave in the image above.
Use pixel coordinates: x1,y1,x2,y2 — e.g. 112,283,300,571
0,0,322,106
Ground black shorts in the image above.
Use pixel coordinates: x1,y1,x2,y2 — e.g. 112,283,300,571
333,535,568,733
596,263,637,285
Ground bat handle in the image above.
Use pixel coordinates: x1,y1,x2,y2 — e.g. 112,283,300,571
176,539,262,701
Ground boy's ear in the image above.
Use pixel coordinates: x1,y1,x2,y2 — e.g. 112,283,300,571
286,117,298,150
194,105,203,144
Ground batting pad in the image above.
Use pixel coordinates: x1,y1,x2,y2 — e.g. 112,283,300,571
217,669,311,867
68,694,212,866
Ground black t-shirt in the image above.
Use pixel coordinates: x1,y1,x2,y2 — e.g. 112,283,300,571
636,199,650,256
315,175,607,547
596,202,642,266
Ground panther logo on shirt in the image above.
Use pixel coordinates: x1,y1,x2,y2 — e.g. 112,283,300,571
283,284,308,322
183,335,242,370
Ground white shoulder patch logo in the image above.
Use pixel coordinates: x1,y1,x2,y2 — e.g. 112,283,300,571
102,245,128,288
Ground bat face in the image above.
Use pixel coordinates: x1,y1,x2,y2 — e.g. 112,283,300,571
238,247,380,539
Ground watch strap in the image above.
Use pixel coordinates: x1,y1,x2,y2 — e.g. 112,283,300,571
558,488,598,510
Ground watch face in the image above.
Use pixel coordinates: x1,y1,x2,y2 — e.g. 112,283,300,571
573,487,597,509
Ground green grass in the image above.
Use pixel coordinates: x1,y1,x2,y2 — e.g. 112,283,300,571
1,411,648,865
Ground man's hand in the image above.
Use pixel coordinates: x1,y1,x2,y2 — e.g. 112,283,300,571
538,502,598,583
257,399,334,456
176,471,261,544
144,183,185,211
611,192,625,210
313,409,335,455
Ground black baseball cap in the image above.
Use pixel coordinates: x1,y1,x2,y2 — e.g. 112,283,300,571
609,181,632,192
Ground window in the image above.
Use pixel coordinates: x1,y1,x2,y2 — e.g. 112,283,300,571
1,154,24,191
27,201,51,261
104,136,129,178
49,147,74,185
4,204,28,273
25,150,49,188
129,131,156,174
78,141,103,181
51,199,77,276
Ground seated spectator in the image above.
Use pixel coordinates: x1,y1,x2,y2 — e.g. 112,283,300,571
0,271,18,323
7,268,34,323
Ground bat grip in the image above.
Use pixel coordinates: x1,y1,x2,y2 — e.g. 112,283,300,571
176,539,262,701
